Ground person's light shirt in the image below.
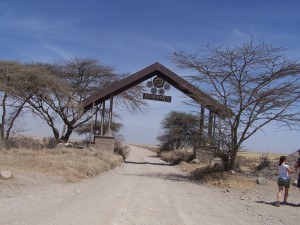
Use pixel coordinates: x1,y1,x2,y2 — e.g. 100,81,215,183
278,164,290,179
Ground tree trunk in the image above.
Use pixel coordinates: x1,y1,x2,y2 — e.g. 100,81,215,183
1,93,8,139
61,124,66,138
228,146,238,170
61,127,73,142
0,123,4,140
227,127,239,170
192,146,197,160
221,153,230,171
51,127,60,142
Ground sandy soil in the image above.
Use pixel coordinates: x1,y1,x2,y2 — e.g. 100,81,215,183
0,145,299,225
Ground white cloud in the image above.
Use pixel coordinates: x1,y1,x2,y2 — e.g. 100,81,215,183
230,28,254,42
41,41,73,59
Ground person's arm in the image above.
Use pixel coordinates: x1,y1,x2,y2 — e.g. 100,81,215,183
287,166,294,174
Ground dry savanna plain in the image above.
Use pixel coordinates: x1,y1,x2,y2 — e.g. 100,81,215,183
0,143,299,225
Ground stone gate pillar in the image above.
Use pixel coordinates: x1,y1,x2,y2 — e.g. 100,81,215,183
94,135,115,152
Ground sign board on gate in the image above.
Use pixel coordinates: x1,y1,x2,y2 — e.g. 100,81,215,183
143,93,172,103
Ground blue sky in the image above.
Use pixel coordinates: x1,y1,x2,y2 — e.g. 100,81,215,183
0,0,299,153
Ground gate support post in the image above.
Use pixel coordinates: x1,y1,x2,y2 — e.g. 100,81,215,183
208,110,213,145
100,100,105,136
94,135,115,152
107,95,113,137
199,105,205,146
90,102,95,144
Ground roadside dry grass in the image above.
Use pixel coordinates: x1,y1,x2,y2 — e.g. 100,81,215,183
132,145,266,188
237,151,282,160
0,148,123,183
237,151,281,165
189,151,283,188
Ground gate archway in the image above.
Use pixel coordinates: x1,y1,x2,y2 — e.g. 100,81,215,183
80,62,232,151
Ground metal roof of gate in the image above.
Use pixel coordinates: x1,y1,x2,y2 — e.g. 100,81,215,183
80,62,232,118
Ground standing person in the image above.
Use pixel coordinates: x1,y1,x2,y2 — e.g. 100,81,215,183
294,149,300,193
275,156,293,207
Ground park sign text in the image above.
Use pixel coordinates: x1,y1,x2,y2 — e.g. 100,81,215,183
143,93,172,103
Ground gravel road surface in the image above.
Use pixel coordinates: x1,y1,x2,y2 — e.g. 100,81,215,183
0,145,299,225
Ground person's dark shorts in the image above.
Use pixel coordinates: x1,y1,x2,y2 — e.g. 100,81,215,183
297,175,300,188
277,177,290,188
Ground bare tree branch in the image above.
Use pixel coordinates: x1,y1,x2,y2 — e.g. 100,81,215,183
170,40,300,169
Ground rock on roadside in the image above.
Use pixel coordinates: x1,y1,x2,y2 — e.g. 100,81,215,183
192,159,200,164
257,177,267,185
0,170,12,179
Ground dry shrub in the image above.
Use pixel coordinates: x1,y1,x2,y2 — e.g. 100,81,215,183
256,154,271,171
191,165,222,180
235,151,282,175
2,136,43,150
114,140,129,161
159,151,174,163
198,170,255,189
179,161,207,173
191,167,256,189
42,137,58,149
0,147,123,182
159,149,192,165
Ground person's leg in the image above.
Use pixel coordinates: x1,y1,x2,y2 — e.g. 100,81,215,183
276,186,283,206
283,187,289,204
282,178,291,204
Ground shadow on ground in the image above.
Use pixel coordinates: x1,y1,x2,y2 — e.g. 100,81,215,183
255,200,300,207
125,161,171,166
120,169,198,184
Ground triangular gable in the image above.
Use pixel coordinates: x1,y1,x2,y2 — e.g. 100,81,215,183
80,62,232,118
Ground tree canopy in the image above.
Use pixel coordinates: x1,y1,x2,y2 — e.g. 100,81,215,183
158,111,199,151
170,41,300,169
0,58,147,146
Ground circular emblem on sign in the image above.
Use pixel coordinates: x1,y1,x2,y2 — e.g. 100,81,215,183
146,81,153,88
164,83,171,90
153,76,165,88
158,88,165,95
150,87,157,94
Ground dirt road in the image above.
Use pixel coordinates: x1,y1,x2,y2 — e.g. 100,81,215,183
0,145,299,225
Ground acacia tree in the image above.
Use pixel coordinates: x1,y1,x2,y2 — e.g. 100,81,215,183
170,41,300,170
158,111,199,150
0,61,37,144
26,58,146,142
21,64,70,141
26,58,115,142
